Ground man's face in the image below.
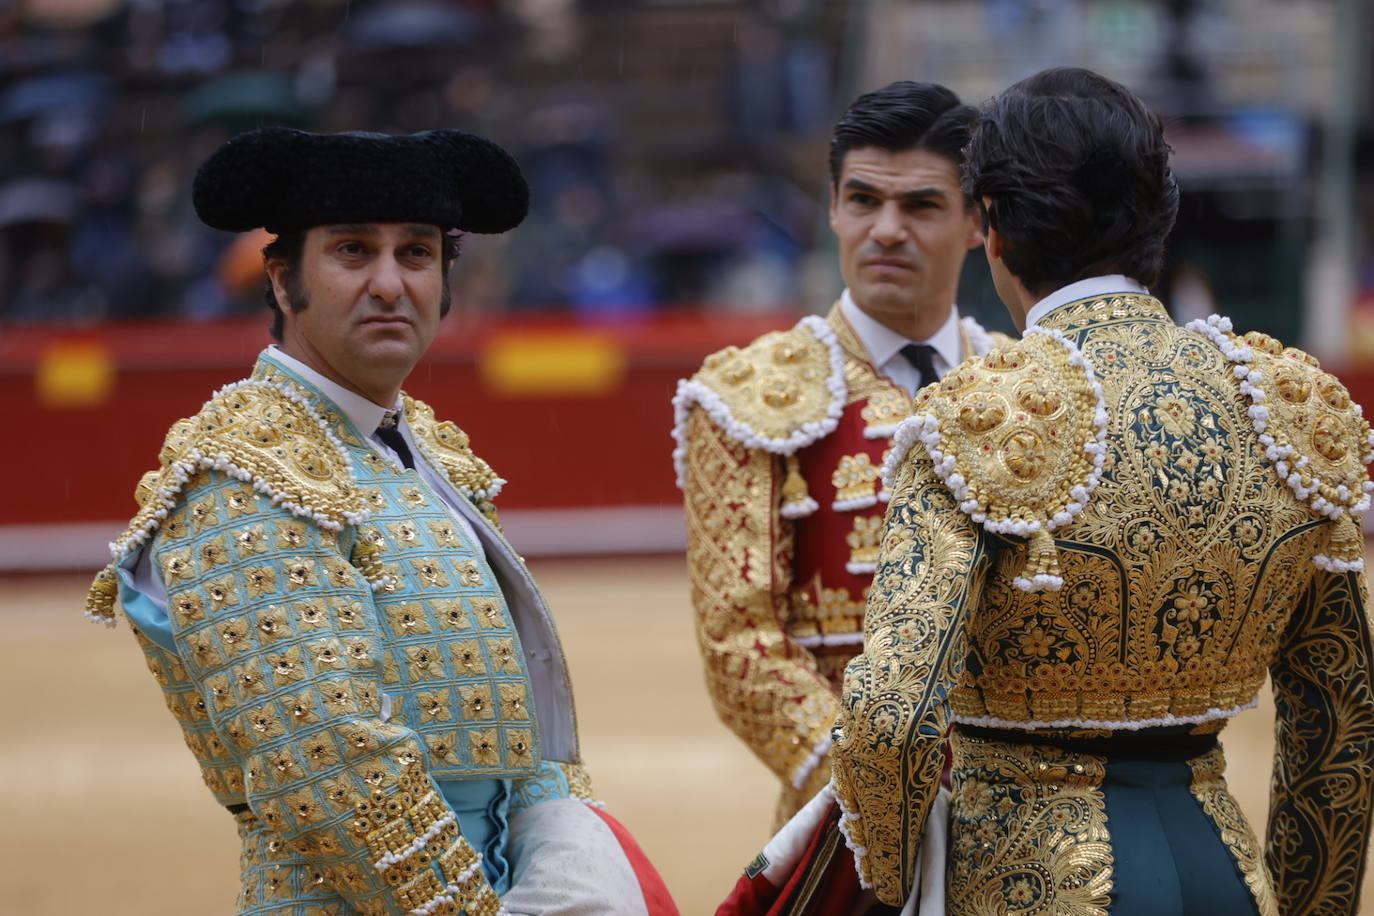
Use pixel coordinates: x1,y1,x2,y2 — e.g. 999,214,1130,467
272,222,446,402
829,146,982,335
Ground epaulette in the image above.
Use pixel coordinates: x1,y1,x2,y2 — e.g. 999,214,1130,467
881,329,1109,592
403,395,505,524
1189,315,1374,571
672,315,846,517
84,378,369,626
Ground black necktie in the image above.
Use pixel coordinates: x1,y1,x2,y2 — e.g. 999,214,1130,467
900,343,940,390
375,423,415,470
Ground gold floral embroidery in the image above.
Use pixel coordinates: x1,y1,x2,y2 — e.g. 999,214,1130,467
294,601,327,629
947,734,1112,916
433,600,469,630
485,637,520,674
243,565,276,597
450,640,485,675
454,560,482,588
506,730,535,769
282,560,316,590
416,691,451,721
387,521,419,544
171,592,204,627
235,524,267,555
266,647,306,686
470,597,503,628
450,685,492,724
498,684,528,720
254,606,289,642
403,645,443,680
468,729,499,766
426,731,462,766
275,521,310,550
410,558,450,588
384,603,431,636
428,520,460,547
199,537,230,569
845,515,881,568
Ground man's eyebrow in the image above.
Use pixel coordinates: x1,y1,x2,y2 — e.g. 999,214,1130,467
401,224,443,240
840,178,949,202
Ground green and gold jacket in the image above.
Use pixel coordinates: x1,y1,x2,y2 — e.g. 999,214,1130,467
86,351,588,916
832,294,1374,911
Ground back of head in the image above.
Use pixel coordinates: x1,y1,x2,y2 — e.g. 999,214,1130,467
828,81,977,184
963,67,1178,293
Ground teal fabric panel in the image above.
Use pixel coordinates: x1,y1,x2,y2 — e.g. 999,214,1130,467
437,777,513,893
1103,759,1257,916
116,559,175,653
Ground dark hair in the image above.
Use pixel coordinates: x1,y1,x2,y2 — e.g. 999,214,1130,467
963,67,1179,293
262,230,460,341
828,81,977,187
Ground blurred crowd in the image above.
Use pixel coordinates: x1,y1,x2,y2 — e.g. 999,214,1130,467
0,0,841,325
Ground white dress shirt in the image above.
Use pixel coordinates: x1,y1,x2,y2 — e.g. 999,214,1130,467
839,289,964,395
1024,275,1149,330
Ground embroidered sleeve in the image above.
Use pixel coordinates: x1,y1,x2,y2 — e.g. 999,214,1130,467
682,406,841,791
1267,550,1374,915
153,468,505,916
831,446,992,903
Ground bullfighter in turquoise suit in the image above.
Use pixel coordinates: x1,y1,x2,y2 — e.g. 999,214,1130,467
85,128,675,916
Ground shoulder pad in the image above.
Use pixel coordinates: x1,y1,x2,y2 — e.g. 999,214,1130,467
106,379,367,567
883,329,1108,592
672,315,846,485
1189,316,1373,535
404,396,505,501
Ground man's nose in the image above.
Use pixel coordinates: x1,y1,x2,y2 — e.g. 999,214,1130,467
367,254,405,304
869,202,907,246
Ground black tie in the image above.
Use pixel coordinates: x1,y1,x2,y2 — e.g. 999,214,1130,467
900,343,940,391
375,423,415,470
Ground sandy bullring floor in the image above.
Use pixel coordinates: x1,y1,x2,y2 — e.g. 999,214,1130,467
3,554,1372,914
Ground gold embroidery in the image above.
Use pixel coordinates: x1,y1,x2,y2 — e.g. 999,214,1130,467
860,387,908,431
682,406,840,799
1187,747,1278,916
947,734,1112,916
405,396,505,499
687,320,837,441
832,453,881,507
845,515,881,569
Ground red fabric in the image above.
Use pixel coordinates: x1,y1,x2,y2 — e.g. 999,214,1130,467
792,400,889,597
715,804,864,916
586,805,681,916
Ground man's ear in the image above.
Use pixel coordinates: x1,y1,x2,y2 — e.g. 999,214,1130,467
827,182,839,227
264,259,292,313
984,223,1005,262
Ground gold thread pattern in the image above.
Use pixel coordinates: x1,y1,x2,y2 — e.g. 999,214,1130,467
683,406,840,790
837,294,1374,908
947,733,1112,916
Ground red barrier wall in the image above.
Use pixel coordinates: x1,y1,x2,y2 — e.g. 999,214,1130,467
1,311,796,526
6,313,1374,528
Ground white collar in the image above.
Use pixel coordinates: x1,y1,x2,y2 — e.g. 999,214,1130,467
266,346,403,438
1025,275,1149,329
839,289,963,371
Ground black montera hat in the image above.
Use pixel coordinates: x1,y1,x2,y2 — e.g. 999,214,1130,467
192,127,529,235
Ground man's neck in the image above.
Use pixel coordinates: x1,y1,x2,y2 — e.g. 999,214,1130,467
279,337,401,408
852,298,953,342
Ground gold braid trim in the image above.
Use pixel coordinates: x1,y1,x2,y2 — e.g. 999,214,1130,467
892,329,1107,592
404,396,506,504
1187,747,1279,916
1189,317,1374,570
84,379,367,625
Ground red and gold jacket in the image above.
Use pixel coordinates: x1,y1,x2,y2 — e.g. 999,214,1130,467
673,303,1005,821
